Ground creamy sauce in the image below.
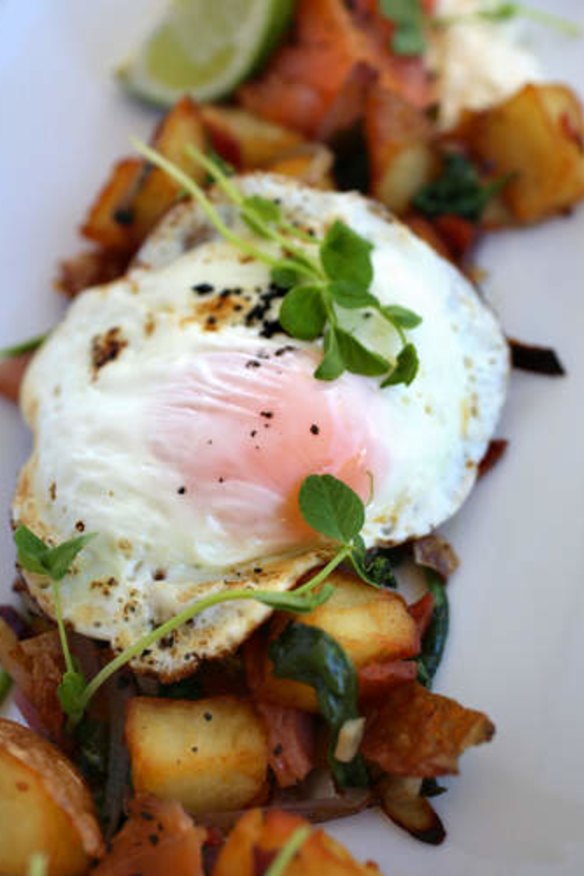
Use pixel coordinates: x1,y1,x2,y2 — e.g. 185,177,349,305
430,0,541,130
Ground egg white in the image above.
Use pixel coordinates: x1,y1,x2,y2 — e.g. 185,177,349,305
13,175,508,678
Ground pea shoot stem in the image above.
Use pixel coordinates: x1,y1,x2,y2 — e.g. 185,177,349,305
132,140,279,270
51,580,76,676
75,548,348,716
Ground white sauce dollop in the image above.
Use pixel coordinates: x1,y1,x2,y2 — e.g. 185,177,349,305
430,0,541,130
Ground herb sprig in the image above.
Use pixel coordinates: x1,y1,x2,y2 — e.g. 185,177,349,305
15,475,378,724
380,0,427,56
134,139,422,389
14,526,96,723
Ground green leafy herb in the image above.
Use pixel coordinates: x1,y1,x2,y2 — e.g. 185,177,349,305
269,623,369,788
0,333,48,359
14,525,96,723
380,0,427,56
265,824,312,876
134,139,422,389
416,569,450,688
381,343,419,388
299,474,364,543
413,153,510,223
0,668,12,704
349,539,398,589
435,3,581,36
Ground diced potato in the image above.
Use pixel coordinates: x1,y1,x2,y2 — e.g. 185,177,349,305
81,157,142,250
82,97,207,253
0,718,103,876
267,143,335,189
365,85,438,214
125,696,269,814
362,682,495,777
456,83,584,223
200,104,304,170
212,808,382,876
245,569,419,712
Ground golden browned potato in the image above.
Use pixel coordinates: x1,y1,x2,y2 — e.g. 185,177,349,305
267,143,336,190
200,104,305,170
212,808,383,876
245,569,419,712
361,682,495,777
376,776,445,845
365,85,438,215
0,718,103,876
455,83,584,223
125,696,269,814
82,97,207,253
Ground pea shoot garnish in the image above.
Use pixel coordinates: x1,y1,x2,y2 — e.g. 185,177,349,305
133,139,422,389
380,0,427,56
14,525,96,724
0,333,48,359
14,474,381,724
264,824,312,876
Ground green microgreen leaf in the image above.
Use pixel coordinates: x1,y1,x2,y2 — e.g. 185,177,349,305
271,259,308,289
244,195,282,225
299,474,365,543
335,328,391,377
328,282,378,310
0,333,48,359
381,343,419,387
14,526,95,581
268,623,370,788
279,284,327,340
265,825,312,876
381,304,423,330
320,220,373,294
380,0,427,56
314,327,345,382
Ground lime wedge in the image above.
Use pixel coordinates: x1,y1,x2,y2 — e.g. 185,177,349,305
117,0,294,107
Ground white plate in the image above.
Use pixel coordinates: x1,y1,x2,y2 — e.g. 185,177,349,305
1,3,583,874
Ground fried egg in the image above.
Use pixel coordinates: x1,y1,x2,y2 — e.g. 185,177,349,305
13,175,508,679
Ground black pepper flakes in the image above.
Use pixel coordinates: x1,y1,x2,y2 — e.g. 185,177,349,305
177,486,187,495
310,424,320,435
250,430,257,438
75,520,85,532
148,834,159,846
273,743,283,756
192,282,214,295
260,411,273,419
203,711,213,722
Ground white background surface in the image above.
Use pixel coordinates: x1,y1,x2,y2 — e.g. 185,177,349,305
1,2,583,874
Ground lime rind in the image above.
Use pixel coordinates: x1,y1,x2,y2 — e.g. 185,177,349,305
117,0,294,107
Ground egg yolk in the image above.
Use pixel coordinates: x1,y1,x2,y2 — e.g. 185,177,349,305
151,348,388,554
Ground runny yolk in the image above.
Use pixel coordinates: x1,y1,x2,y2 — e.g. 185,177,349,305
151,348,388,554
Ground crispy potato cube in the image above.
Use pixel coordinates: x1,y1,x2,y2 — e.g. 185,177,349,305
81,157,142,250
0,718,103,876
212,808,382,876
200,105,305,170
267,144,335,189
459,84,584,223
125,696,269,814
245,570,419,712
82,97,206,253
365,85,438,214
362,682,495,776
